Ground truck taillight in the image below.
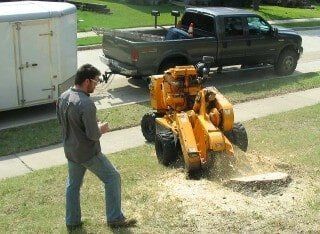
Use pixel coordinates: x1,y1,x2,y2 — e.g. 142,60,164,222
131,49,139,62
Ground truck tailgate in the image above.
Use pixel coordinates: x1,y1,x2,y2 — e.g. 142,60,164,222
102,33,134,65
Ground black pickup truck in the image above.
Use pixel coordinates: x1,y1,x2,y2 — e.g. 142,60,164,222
100,7,303,78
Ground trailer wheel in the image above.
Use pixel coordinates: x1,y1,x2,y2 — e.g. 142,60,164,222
224,122,248,152
141,112,158,142
155,131,178,166
275,49,298,76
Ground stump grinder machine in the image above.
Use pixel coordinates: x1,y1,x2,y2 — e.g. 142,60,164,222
141,57,248,173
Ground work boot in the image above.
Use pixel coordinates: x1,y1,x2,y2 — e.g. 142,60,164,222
66,221,84,232
107,217,137,228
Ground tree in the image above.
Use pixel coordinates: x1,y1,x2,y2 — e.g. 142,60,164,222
252,0,261,10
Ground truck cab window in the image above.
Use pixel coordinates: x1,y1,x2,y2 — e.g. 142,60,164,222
224,17,244,37
247,16,271,36
181,12,197,30
181,12,215,37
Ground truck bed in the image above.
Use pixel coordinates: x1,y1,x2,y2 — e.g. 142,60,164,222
101,27,218,76
104,28,165,42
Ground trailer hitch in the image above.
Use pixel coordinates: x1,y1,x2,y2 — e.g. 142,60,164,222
102,71,113,83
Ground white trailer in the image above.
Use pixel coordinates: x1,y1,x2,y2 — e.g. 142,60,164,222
0,1,77,111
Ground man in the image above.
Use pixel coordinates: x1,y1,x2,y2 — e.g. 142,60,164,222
56,64,137,231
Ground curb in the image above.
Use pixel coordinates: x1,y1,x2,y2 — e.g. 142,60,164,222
77,44,102,51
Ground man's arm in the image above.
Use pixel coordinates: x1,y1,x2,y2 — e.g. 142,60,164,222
81,102,103,141
56,98,62,125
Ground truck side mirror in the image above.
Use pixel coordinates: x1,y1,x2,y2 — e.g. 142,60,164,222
171,10,180,27
151,10,160,28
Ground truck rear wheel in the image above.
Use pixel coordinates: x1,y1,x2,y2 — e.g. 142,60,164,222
155,131,178,166
275,49,298,76
159,62,179,74
131,75,142,79
224,122,248,152
158,59,188,74
141,112,158,142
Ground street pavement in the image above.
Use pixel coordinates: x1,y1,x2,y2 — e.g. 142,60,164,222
0,87,319,180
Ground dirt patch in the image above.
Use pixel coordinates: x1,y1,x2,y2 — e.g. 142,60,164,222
158,150,320,232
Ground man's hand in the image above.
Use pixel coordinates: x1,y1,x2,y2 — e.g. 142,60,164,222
99,122,109,134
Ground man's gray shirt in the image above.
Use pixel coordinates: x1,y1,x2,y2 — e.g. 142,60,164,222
56,88,102,163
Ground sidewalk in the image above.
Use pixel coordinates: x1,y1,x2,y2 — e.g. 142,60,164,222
0,87,319,180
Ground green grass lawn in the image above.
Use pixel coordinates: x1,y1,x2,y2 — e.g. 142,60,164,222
77,1,184,31
257,4,320,21
77,35,102,46
0,72,319,157
74,1,320,32
0,103,319,232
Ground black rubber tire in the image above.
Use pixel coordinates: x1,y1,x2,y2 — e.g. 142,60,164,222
159,62,178,74
275,49,298,76
224,122,248,152
155,131,178,166
131,75,142,79
141,112,157,142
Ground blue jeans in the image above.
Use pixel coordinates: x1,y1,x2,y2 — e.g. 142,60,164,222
66,153,124,225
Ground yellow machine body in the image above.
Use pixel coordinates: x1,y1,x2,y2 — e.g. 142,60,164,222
150,66,235,170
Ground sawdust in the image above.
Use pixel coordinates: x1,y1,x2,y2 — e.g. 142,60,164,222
158,149,320,232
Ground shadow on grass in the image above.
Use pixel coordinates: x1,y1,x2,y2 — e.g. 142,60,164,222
110,227,135,233
70,226,88,233
71,225,135,233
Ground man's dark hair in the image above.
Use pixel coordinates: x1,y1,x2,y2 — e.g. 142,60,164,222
75,64,101,85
